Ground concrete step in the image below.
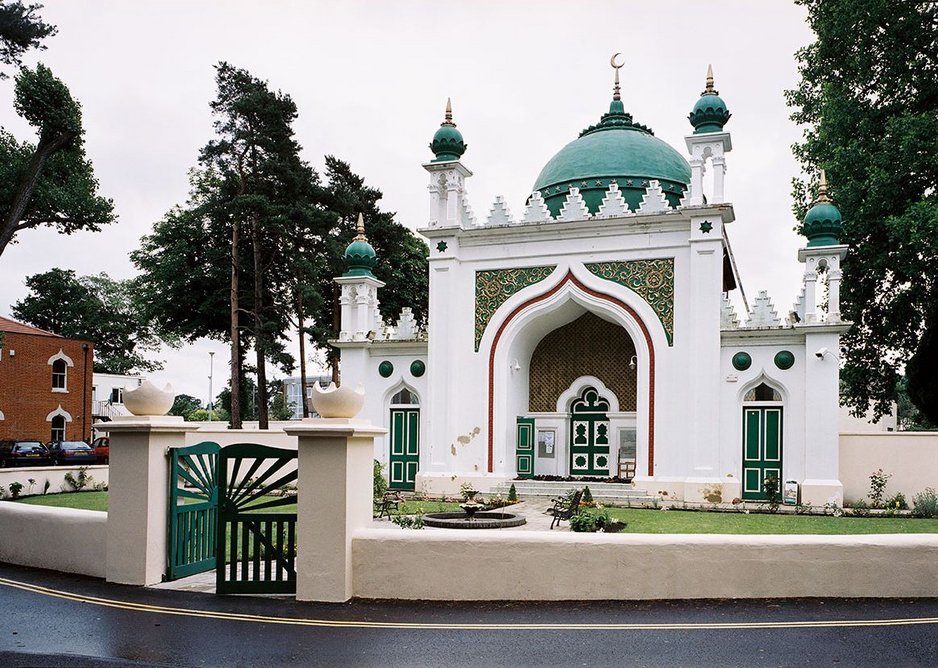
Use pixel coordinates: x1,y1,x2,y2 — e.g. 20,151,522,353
487,480,660,504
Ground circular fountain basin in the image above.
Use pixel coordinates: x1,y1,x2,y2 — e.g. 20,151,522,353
423,511,527,529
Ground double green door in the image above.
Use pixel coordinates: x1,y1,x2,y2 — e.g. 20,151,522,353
742,407,783,501
389,408,419,490
569,387,611,476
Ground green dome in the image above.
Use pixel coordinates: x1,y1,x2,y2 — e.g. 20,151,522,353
800,171,843,247
689,67,731,134
344,214,377,277
429,98,467,162
532,102,690,216
801,201,843,247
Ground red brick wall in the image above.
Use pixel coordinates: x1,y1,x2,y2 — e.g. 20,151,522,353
0,332,94,443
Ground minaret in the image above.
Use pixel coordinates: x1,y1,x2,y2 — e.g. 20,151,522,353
797,169,848,323
685,65,733,205
423,98,474,229
335,213,385,342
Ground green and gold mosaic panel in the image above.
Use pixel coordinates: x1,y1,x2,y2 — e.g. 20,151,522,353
585,259,674,345
475,265,556,350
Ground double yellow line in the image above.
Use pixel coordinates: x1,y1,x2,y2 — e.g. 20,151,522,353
2,576,937,631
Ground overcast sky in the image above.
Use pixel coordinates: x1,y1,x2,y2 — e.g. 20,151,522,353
0,1,815,403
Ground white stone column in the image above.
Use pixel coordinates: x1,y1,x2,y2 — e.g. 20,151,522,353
801,332,843,506
688,158,705,205
285,419,386,603
803,265,818,324
101,416,198,585
711,156,726,203
827,258,842,322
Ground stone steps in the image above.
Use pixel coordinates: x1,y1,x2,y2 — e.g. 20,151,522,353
487,480,661,505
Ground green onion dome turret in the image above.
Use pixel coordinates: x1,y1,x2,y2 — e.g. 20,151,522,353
532,58,690,216
344,213,377,278
429,98,467,162
688,65,731,134
801,170,843,247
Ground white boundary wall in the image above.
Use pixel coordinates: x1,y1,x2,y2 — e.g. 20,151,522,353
0,465,109,498
0,503,106,577
354,529,938,600
840,432,938,503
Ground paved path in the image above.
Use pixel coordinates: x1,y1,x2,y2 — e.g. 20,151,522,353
2,563,938,667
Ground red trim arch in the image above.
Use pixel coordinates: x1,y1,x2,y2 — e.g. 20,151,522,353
486,271,656,475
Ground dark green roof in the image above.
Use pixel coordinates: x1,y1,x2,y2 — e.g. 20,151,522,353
689,93,731,133
801,201,843,247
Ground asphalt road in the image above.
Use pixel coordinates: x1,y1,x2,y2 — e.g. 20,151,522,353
1,563,936,667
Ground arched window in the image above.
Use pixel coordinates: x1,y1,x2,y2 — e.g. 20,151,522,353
51,415,65,442
390,388,419,406
51,359,67,391
744,382,782,402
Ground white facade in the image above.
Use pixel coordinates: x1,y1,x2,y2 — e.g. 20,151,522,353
336,76,847,505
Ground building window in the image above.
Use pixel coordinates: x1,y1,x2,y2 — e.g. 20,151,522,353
391,388,419,406
744,383,782,402
110,387,123,403
51,415,65,442
52,359,67,391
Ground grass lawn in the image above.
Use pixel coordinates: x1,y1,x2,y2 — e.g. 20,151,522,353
592,507,938,534
17,491,108,512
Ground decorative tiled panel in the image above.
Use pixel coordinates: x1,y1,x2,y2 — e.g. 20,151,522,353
586,259,675,345
474,266,556,350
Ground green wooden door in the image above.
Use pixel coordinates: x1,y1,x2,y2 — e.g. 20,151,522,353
167,441,220,581
389,408,419,490
569,387,611,476
216,443,298,595
516,417,535,479
742,407,783,501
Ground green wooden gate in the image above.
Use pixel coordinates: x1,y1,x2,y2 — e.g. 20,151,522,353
516,417,534,478
389,408,419,490
216,443,298,595
742,407,783,501
569,387,611,476
167,441,220,581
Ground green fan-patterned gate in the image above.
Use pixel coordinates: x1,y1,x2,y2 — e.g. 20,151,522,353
168,441,220,581
216,443,298,595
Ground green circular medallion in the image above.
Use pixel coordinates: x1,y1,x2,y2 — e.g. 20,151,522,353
732,352,752,371
774,350,795,370
378,360,394,378
410,360,426,377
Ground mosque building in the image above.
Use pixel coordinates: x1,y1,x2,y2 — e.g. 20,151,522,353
332,61,849,505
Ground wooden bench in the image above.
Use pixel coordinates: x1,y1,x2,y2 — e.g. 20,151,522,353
375,491,403,519
547,490,583,530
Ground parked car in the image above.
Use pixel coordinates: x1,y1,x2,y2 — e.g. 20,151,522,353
92,437,110,464
47,440,97,466
0,440,53,467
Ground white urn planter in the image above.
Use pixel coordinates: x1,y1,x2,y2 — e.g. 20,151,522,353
310,383,364,419
123,380,175,416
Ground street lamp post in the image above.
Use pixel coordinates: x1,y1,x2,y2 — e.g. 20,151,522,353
208,351,215,421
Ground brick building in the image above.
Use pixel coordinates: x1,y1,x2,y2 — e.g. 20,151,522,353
0,316,94,443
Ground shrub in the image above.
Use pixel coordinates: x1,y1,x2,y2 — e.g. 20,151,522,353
63,467,94,492
912,488,938,518
581,486,594,507
869,468,892,508
569,512,597,532
850,499,871,517
507,483,517,502
373,459,388,501
885,492,908,511
391,513,425,530
762,476,781,513
8,481,23,499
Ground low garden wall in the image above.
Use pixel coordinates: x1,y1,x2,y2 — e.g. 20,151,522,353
353,528,938,600
840,432,938,503
0,503,106,577
0,465,108,499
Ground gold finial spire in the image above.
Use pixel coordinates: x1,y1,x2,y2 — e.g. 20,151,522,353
442,97,455,126
610,52,625,100
702,64,719,96
816,169,831,203
354,212,368,241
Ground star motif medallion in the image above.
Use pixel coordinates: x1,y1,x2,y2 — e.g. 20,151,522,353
699,221,713,234
436,240,448,252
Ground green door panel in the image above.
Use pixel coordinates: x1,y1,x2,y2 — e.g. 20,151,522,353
516,417,535,478
389,408,419,490
741,407,784,501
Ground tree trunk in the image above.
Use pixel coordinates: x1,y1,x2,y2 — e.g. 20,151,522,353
253,213,269,429
0,131,73,258
229,217,242,429
297,287,309,418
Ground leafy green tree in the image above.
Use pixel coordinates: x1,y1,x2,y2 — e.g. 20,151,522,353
0,1,56,78
786,0,938,422
12,268,163,373
267,379,296,421
169,394,203,420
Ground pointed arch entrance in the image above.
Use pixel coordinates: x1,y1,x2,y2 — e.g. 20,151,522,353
741,381,784,501
388,386,419,490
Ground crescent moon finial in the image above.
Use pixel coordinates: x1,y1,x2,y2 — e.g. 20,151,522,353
610,53,624,100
